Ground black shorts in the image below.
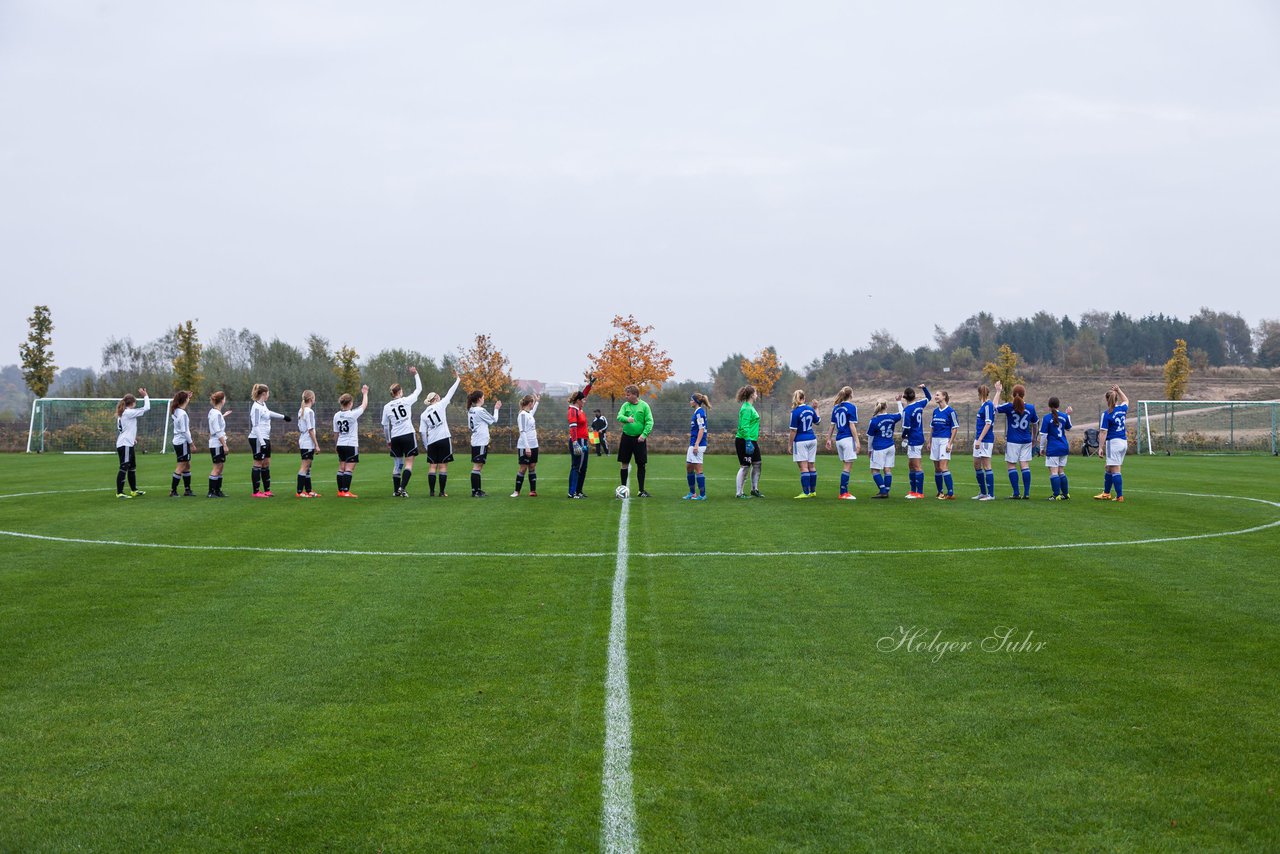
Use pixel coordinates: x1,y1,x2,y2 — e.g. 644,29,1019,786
426,437,454,465
617,433,648,466
389,432,418,458
209,447,227,464
518,447,539,465
735,436,761,465
116,445,136,470
173,442,191,463
337,445,360,463
300,448,315,461
250,438,272,461
471,444,489,465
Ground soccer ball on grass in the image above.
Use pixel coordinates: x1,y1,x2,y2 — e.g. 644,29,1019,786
615,484,630,500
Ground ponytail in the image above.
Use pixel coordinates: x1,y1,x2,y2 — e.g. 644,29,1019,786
873,400,888,416
834,386,854,404
691,392,711,410
1012,384,1026,416
1049,396,1060,426
791,390,806,408
251,383,268,401
116,394,135,418
298,390,314,420
169,390,190,415
736,385,756,403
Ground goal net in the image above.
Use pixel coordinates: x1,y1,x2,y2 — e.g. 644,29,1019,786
1137,400,1279,455
27,398,169,454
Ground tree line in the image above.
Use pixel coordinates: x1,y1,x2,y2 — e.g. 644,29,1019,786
8,306,1280,422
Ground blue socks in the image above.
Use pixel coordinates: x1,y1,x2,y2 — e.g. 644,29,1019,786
986,470,995,496
799,471,817,494
873,473,885,492
1060,474,1068,496
1050,474,1061,497
1104,471,1114,495
687,472,696,494
976,469,987,495
1113,473,1123,497
943,472,953,495
934,473,944,494
884,473,893,492
696,474,705,496
1021,468,1031,495
1008,469,1020,496
840,471,850,494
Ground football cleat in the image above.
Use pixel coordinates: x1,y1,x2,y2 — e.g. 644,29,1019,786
528,491,537,497
750,489,764,498
692,494,707,501
307,492,320,498
130,490,146,497
839,493,857,500
971,494,985,499
510,491,521,498
941,494,956,500
637,491,651,498
872,492,889,499
1115,496,1125,502
1006,495,1022,500
252,491,270,498
978,494,996,501
1093,493,1112,500
116,492,133,499
736,493,749,499
682,493,696,500
905,493,922,500
261,491,274,498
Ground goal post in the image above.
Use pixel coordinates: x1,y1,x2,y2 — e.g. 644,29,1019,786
26,398,168,454
1137,400,1280,455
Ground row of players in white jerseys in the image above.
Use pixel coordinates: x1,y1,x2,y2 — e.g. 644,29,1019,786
111,375,1132,502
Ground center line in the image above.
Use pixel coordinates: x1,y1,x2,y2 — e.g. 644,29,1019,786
602,498,638,853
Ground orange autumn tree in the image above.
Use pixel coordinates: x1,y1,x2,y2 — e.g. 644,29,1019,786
587,314,675,402
740,347,783,398
456,333,514,400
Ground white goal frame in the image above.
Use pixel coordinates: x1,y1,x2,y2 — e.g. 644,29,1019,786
1137,399,1280,455
26,397,162,454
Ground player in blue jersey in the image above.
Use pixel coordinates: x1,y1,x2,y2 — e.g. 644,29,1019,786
824,386,860,500
867,401,902,498
993,381,1038,499
684,393,710,500
789,390,819,499
897,384,931,498
1094,385,1129,502
972,384,996,500
929,391,960,499
1039,396,1074,499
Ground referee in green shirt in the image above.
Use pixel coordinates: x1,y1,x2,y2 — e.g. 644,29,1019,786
617,384,654,497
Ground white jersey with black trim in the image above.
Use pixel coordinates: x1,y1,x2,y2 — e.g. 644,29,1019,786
115,396,150,448
468,405,499,446
334,404,364,449
208,408,227,449
517,403,539,450
171,407,192,446
249,400,286,440
419,376,461,445
380,373,423,441
297,408,317,450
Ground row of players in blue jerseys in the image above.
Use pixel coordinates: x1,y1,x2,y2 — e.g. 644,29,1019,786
107,379,1131,503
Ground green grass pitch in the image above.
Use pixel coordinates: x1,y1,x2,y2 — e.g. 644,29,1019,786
0,452,1277,851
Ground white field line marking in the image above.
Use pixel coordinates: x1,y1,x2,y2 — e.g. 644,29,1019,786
0,488,110,500
601,498,638,853
0,491,1275,561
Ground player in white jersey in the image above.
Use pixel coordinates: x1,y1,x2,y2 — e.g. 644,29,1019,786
114,388,150,498
168,390,196,497
333,385,368,497
248,383,290,497
466,390,501,497
420,372,461,497
295,390,320,498
512,393,540,497
380,367,421,497
207,390,231,497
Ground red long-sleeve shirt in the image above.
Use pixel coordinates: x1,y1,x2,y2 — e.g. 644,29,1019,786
567,383,592,441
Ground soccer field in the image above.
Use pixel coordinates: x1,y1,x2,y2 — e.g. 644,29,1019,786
1,452,1277,851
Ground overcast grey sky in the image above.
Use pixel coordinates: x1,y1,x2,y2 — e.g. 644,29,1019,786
3,1,1279,381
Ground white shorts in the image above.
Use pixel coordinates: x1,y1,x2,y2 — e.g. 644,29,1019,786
793,438,818,463
906,443,923,460
1044,455,1067,469
973,442,993,459
870,447,895,470
1005,442,1032,464
686,445,706,464
1105,438,1128,467
929,437,952,462
835,436,858,462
